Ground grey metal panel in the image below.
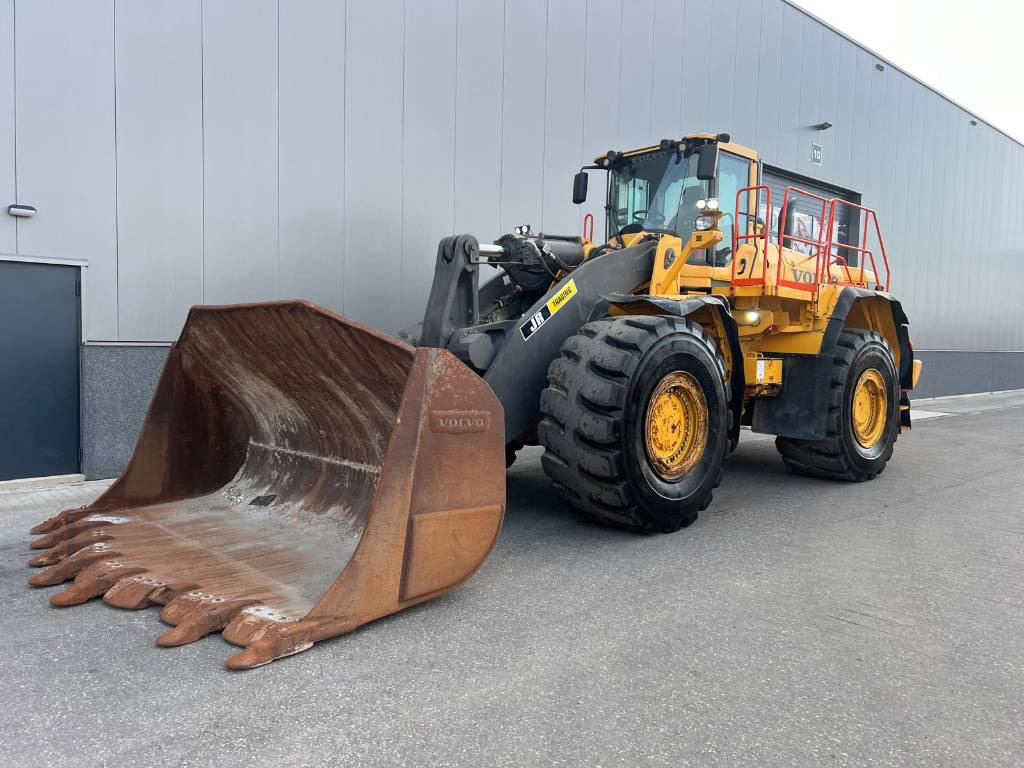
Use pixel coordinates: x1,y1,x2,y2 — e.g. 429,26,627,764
1003,138,1024,349
830,37,858,184
875,69,901,274
278,0,345,313
452,0,503,238
678,0,712,138
202,0,279,306
915,91,946,350
882,73,911,300
650,0,684,140
981,126,995,347
792,13,821,178
730,0,763,150
114,0,204,342
497,0,546,234
902,78,928,319
813,26,840,185
752,0,783,163
579,0,622,239
959,113,981,347
15,0,117,341
540,0,586,237
616,0,654,148
980,126,1000,349
991,134,1008,349
773,2,803,170
401,0,457,324
903,83,932,329
0,0,14,255
845,47,873,196
708,0,739,137
343,0,404,331
940,101,967,348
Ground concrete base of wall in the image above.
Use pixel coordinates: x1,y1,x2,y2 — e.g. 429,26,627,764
81,344,168,479
78,344,1024,480
911,350,1024,399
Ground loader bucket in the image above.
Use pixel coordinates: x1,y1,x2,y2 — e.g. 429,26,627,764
26,301,505,669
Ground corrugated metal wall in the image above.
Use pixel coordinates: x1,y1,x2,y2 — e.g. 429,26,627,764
1,0,1022,350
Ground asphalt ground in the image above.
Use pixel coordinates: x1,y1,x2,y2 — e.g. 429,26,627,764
1,391,1022,767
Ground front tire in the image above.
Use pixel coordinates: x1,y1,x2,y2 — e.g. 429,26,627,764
776,329,900,481
537,316,729,533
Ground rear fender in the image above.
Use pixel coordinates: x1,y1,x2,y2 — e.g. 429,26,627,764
753,288,914,440
836,291,914,390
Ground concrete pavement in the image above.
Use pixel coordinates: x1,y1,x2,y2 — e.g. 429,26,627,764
1,391,1022,767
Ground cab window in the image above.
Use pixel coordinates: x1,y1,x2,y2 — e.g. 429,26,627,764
614,176,650,227
713,152,751,266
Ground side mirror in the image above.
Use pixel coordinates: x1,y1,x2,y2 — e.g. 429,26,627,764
572,171,588,204
696,143,719,181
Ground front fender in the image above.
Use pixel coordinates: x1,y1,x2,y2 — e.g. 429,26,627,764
601,293,744,448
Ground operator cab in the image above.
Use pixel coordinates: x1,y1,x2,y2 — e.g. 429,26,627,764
573,133,760,268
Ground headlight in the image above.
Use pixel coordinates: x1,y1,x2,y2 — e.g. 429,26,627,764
705,198,720,211
695,214,716,231
695,199,708,211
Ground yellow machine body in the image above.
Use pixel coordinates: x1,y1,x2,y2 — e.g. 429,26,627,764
591,134,917,413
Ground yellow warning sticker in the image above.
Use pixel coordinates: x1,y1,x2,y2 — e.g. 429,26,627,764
546,279,578,315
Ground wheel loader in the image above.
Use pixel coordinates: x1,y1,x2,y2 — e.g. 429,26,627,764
26,133,922,669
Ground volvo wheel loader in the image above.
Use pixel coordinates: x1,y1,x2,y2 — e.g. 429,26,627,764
26,133,922,669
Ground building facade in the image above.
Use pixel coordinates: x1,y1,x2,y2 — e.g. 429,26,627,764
1,0,1022,480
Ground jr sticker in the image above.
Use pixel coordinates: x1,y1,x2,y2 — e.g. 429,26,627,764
520,279,578,341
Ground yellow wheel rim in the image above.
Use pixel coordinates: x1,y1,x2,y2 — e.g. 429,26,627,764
644,372,708,481
852,368,888,448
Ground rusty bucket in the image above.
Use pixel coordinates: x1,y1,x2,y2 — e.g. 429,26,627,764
26,301,505,669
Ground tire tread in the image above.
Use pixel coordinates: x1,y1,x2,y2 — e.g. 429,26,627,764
538,316,726,532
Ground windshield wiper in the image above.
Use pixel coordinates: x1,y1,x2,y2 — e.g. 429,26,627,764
604,203,626,247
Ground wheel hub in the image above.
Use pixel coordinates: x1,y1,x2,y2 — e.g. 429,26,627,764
852,368,887,448
644,371,708,481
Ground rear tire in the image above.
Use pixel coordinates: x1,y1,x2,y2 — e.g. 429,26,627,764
775,329,899,481
537,316,729,533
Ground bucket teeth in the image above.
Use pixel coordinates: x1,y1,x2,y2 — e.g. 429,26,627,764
156,594,258,647
50,561,146,607
27,529,114,567
30,506,94,535
103,575,189,610
225,616,354,671
223,605,295,646
226,627,312,670
28,544,120,587
31,518,113,550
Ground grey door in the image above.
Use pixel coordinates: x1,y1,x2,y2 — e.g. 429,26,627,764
0,261,80,480
762,166,860,262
